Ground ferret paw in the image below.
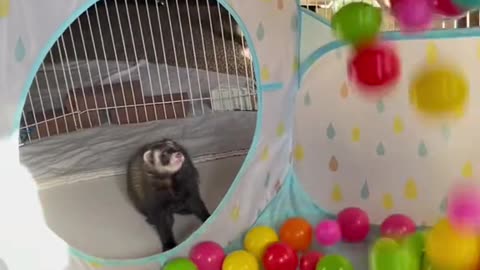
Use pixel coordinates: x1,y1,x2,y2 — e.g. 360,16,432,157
162,241,177,251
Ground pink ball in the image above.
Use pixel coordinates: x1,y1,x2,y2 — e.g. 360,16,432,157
391,0,434,33
447,182,480,230
299,251,323,270
189,241,225,270
315,220,341,246
380,214,416,239
337,207,370,243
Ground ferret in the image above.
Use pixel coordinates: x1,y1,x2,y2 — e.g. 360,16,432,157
126,139,211,251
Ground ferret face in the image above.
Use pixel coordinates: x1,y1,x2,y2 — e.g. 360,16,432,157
143,140,185,174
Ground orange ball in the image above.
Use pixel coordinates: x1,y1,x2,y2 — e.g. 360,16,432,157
279,217,313,252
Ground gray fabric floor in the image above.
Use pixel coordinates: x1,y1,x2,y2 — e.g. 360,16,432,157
39,155,245,259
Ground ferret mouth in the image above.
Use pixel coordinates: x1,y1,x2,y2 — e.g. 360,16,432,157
170,152,185,165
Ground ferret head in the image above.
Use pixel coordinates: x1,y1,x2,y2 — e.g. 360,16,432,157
143,140,185,174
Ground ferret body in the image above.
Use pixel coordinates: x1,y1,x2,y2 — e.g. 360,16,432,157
126,139,210,251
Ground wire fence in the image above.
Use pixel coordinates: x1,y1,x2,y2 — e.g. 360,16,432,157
300,0,480,30
20,0,257,145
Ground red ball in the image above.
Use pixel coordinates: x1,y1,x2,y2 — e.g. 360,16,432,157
348,42,401,90
380,214,416,239
299,251,323,270
337,207,370,243
263,242,298,270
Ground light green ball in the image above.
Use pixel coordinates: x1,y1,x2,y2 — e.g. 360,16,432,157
163,258,198,270
331,2,382,46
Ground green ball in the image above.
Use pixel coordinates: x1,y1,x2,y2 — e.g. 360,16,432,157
331,2,382,46
401,231,426,257
163,258,198,270
316,254,353,270
370,238,419,270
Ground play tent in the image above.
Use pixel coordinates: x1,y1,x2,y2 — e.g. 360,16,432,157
2,0,480,269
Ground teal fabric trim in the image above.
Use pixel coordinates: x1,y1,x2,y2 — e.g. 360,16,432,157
298,28,480,84
261,82,284,91
17,0,265,267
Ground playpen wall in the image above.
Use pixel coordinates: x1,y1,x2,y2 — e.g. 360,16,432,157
0,0,298,268
294,11,480,226
301,0,480,30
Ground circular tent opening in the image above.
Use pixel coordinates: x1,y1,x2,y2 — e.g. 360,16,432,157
18,0,257,259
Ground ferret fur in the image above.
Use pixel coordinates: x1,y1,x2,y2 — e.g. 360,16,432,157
126,139,210,251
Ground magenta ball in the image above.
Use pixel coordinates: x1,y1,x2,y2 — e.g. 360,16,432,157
315,220,342,246
337,207,370,242
391,0,433,33
299,251,323,270
447,182,480,229
189,241,225,270
380,214,416,239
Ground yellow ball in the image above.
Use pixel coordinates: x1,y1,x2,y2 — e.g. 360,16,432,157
222,250,259,270
409,65,469,117
425,218,479,270
243,226,279,259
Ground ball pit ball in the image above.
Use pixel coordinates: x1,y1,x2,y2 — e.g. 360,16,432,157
316,254,353,270
262,242,298,270
390,0,433,33
370,238,419,270
300,251,323,270
222,250,259,270
279,217,313,252
347,42,401,92
164,258,198,270
447,181,480,230
425,218,479,270
380,214,416,239
409,65,469,117
331,2,382,47
401,231,426,257
189,241,225,270
337,207,370,242
243,225,279,259
315,220,341,246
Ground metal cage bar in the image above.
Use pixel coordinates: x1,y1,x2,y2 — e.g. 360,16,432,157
20,0,256,145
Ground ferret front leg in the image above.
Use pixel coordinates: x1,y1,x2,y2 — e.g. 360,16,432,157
151,210,177,251
186,194,211,222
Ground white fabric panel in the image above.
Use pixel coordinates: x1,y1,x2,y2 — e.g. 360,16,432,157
1,2,85,269
299,10,335,63
295,37,480,226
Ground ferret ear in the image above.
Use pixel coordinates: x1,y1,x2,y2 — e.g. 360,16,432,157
143,150,154,166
